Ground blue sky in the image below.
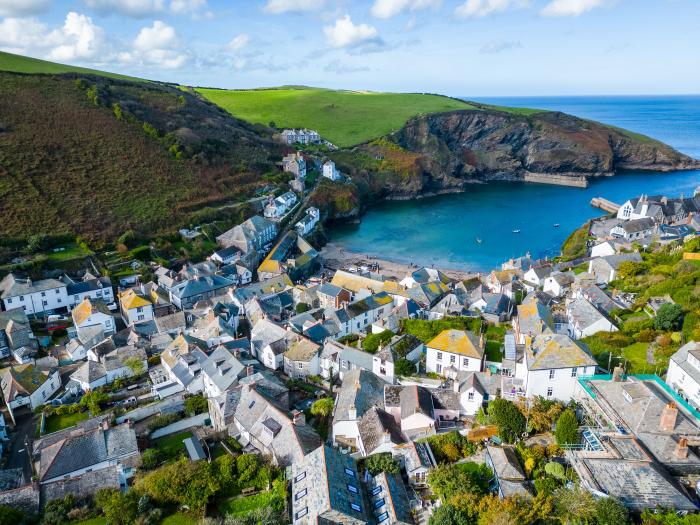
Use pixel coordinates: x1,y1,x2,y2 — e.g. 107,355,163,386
0,0,698,96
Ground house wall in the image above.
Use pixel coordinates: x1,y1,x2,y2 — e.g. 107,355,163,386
426,348,481,375
4,286,69,316
460,388,485,415
401,413,435,435
332,419,360,448
284,354,320,379
124,305,154,325
68,287,114,308
261,346,284,370
76,312,114,337
524,366,596,402
373,357,394,384
667,359,700,408
570,317,618,339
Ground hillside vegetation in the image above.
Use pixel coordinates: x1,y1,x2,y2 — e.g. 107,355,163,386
0,50,141,81
196,87,474,147
0,72,282,242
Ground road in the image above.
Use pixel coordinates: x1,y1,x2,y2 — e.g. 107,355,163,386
6,413,36,483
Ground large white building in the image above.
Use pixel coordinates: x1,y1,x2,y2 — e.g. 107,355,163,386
0,364,61,423
667,341,700,410
566,297,618,339
0,274,68,316
425,329,483,376
322,160,341,181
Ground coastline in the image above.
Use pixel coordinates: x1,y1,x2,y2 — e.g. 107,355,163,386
320,241,478,281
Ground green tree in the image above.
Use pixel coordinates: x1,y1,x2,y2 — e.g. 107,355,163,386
427,463,489,500
428,504,473,525
555,409,579,445
362,330,394,353
0,504,25,525
295,302,310,314
364,453,400,475
655,303,684,331
79,390,108,415
394,358,417,377
595,497,629,525
136,458,220,511
617,261,645,280
641,509,700,524
520,396,563,433
553,486,596,524
141,448,160,470
95,488,138,525
124,356,145,376
26,233,49,253
185,394,209,415
236,453,259,486
310,397,334,419
488,398,526,443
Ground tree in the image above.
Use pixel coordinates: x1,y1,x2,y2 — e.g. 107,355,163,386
362,330,394,353
236,453,259,486
427,463,489,500
0,505,25,525
124,356,145,376
655,303,684,331
428,504,473,525
141,448,160,470
553,486,596,524
617,261,645,280
544,461,566,481
295,302,310,314
595,497,629,525
488,398,525,443
519,396,563,433
185,394,209,415
555,409,579,445
26,233,49,253
365,453,400,475
79,390,108,415
310,397,334,419
136,458,220,511
394,358,417,377
94,488,138,525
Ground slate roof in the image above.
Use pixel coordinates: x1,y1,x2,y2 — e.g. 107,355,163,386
170,275,234,300
330,270,385,295
1,364,55,401
427,329,483,359
38,422,138,481
620,217,656,234
487,445,526,481
250,319,290,355
65,276,112,296
0,273,64,299
370,471,414,525
234,274,293,303
284,337,320,363
201,346,245,392
407,281,449,307
346,292,393,318
358,406,407,454
516,298,555,338
333,369,386,424
568,297,615,330
398,385,434,419
155,311,186,333
317,283,344,298
526,333,596,370
70,360,106,385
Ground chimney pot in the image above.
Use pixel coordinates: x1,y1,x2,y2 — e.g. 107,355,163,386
675,437,689,459
246,365,254,377
660,402,678,432
292,410,306,426
348,403,357,421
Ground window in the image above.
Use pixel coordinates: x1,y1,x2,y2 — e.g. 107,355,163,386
377,512,389,522
294,471,306,483
137,307,143,313
549,370,555,380
295,508,308,520
437,352,442,361
43,300,48,306
463,358,469,367
547,387,553,397
344,468,355,477
74,295,79,301
55,289,60,294
374,498,385,509
347,484,358,494
138,315,145,321
468,392,475,401
371,485,382,496
571,368,578,377
6,298,11,304
41,292,46,297
450,355,456,364
297,362,303,369
295,488,307,501
57,299,61,303
436,364,442,374
350,503,361,512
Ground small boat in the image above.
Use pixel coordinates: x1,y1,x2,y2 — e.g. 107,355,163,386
476,238,482,244
512,229,521,234
553,223,560,228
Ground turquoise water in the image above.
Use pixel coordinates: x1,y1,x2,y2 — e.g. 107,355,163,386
331,95,700,271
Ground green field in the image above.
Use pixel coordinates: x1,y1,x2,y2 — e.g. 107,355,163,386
0,50,141,81
44,411,89,434
197,87,475,147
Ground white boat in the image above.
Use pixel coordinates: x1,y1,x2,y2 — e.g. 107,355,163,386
476,238,482,244
512,229,521,234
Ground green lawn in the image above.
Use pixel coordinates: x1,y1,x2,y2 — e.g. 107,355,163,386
46,243,94,263
219,481,286,516
152,431,192,460
0,50,142,81
44,411,89,434
161,513,197,525
71,517,107,525
197,87,475,147
485,340,503,362
621,342,652,373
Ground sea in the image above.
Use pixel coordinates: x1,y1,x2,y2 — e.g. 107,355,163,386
330,95,700,271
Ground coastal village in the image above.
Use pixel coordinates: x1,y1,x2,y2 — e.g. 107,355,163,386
0,127,699,525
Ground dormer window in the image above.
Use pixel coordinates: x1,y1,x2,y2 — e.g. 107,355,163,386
350,503,361,512
344,467,355,477
347,484,358,494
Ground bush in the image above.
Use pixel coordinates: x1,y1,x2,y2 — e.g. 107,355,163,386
295,302,310,314
185,394,209,415
141,448,160,470
488,398,525,443
655,303,684,331
554,409,579,445
595,497,629,525
236,453,259,486
394,358,417,377
362,330,394,353
94,488,138,525
427,462,491,500
364,453,400,475
148,412,181,432
136,458,220,511
544,461,566,480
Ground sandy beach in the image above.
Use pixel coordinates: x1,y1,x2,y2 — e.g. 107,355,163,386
320,242,477,281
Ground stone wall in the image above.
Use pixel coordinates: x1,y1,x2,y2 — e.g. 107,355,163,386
0,483,40,514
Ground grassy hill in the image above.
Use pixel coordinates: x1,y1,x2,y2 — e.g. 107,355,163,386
0,71,282,242
0,50,142,81
196,87,475,147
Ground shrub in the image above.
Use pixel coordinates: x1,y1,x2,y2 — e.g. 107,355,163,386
236,453,259,486
636,328,656,342
394,358,417,377
544,461,566,480
364,453,400,475
595,497,629,525
295,302,310,314
141,448,160,470
362,330,394,353
554,409,579,445
94,488,138,525
147,412,181,432
184,394,209,415
655,303,684,331
488,398,525,443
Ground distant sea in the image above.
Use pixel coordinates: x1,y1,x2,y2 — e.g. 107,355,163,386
331,95,700,271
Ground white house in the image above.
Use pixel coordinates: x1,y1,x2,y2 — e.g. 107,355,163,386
372,334,424,384
666,341,700,410
0,274,68,316
118,289,154,325
201,345,245,398
513,333,597,402
264,191,298,219
280,129,320,145
160,334,208,394
71,298,115,339
282,152,307,178
610,217,656,241
63,274,114,309
0,364,61,423
322,160,341,181
588,253,643,284
523,266,551,289
543,272,574,298
425,329,483,376
324,292,394,338
210,246,242,266
590,241,617,258
566,297,618,339
250,319,293,370
332,368,386,450
283,337,321,379
294,207,320,236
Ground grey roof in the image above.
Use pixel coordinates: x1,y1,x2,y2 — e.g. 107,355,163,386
250,319,289,354
0,273,65,299
620,217,656,234
155,311,186,333
393,441,436,474
38,423,138,481
103,345,146,372
358,406,407,454
66,277,112,296
170,275,234,300
487,445,526,481
579,285,617,314
333,369,386,424
568,297,614,330
669,342,700,388
202,346,245,392
600,252,643,270
71,360,106,384
184,437,207,461
398,385,434,419
317,283,344,298
527,333,596,370
290,445,370,525
370,471,414,525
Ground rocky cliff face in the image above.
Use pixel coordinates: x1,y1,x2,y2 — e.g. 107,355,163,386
389,108,700,193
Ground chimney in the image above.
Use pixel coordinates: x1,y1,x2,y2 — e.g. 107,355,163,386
612,366,625,382
354,377,361,390
233,348,241,358
383,429,392,443
292,410,306,426
660,403,678,432
246,365,254,377
348,403,357,420
675,438,689,459
452,380,460,394
101,419,110,431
